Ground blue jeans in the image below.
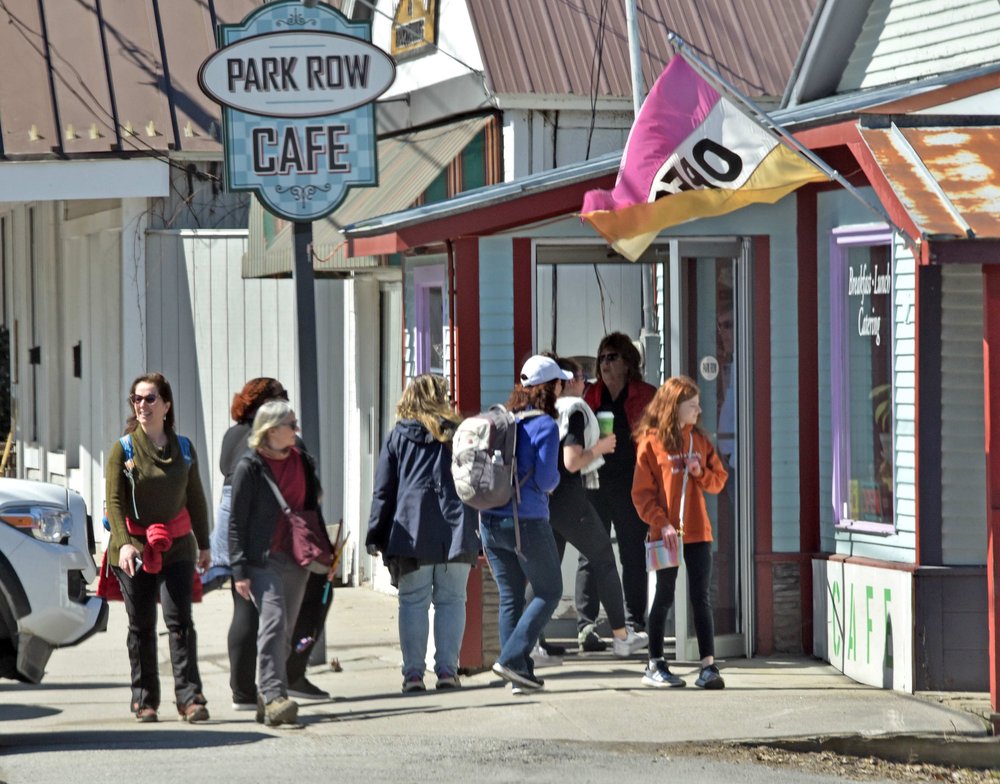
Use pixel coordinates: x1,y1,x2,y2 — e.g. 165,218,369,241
397,562,472,678
480,515,562,675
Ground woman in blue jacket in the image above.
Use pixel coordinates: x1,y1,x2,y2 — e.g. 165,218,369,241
366,374,479,693
481,355,569,693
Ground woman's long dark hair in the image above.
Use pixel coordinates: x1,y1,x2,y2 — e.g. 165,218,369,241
506,380,560,418
125,372,175,434
596,332,643,383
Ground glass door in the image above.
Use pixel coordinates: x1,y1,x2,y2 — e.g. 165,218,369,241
665,238,752,660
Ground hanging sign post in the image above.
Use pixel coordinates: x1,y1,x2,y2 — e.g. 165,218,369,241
198,0,396,450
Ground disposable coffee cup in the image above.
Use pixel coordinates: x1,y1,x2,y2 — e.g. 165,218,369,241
597,412,614,436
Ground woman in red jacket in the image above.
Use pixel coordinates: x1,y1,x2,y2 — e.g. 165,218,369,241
579,332,656,649
631,376,728,689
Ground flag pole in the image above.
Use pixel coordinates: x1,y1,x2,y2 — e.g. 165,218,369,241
667,32,911,242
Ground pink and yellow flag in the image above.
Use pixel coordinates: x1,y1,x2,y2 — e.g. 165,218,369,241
581,56,828,261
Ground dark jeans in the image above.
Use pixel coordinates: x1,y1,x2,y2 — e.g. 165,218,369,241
647,541,716,660
228,571,333,703
480,515,562,675
113,559,201,712
579,483,649,630
543,488,627,630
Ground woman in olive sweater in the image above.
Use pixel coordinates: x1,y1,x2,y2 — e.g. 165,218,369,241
105,372,211,723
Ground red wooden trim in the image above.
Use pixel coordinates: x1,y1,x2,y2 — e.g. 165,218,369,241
793,120,862,150
753,234,774,654
914,260,922,564
798,187,821,555
453,237,480,415
512,238,533,376
348,174,617,255
846,137,923,248
982,266,1000,716
797,188,820,654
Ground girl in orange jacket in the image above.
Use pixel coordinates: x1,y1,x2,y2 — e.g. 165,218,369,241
631,376,729,689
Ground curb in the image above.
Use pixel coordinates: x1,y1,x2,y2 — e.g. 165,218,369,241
741,733,1000,771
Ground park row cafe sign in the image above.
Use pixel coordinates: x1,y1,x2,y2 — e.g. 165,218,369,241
198,1,396,221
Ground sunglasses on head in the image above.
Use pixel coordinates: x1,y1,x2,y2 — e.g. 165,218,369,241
129,393,158,405
598,352,620,363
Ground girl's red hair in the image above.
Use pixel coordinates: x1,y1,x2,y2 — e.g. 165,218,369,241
633,375,702,452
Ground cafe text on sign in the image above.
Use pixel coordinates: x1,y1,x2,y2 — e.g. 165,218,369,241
198,2,395,221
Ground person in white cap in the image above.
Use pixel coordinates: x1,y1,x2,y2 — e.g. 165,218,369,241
480,355,570,693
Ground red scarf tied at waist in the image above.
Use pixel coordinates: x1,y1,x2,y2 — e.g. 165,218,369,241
126,507,192,574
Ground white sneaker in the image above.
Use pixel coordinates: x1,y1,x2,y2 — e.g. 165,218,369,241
612,629,649,658
529,643,563,668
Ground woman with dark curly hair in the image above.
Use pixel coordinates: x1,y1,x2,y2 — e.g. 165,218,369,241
579,332,657,649
480,355,569,693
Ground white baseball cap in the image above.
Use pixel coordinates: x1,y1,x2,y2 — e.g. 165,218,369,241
520,355,573,387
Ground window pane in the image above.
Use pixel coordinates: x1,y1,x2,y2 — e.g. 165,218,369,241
845,244,892,525
428,287,444,374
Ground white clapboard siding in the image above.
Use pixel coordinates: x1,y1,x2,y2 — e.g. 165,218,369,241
144,229,298,523
839,0,1000,91
940,265,987,565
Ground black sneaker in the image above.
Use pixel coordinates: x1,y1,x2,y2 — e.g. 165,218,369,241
579,630,607,652
695,663,725,690
539,637,567,656
492,661,544,690
287,677,330,700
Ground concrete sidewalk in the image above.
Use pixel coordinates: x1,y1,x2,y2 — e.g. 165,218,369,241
4,584,994,757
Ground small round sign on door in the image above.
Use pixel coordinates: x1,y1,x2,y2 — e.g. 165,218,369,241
699,355,720,382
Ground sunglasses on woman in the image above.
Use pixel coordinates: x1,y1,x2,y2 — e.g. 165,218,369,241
129,393,159,405
598,352,620,364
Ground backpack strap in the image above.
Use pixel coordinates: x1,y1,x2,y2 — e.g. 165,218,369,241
177,435,193,465
118,435,140,521
509,409,546,556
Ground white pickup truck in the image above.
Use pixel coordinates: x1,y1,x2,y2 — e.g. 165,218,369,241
0,479,108,682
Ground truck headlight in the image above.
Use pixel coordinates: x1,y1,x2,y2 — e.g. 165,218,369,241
1,507,74,543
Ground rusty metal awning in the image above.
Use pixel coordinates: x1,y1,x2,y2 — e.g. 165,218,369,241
245,114,493,277
859,125,1000,240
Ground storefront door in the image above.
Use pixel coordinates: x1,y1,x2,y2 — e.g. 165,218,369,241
665,238,753,659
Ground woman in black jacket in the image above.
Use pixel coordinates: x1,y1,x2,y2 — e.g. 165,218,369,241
366,374,479,693
229,400,330,726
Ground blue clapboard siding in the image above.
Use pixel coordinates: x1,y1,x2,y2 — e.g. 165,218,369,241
940,265,987,566
479,237,516,407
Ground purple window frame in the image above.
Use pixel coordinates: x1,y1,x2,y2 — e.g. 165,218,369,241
830,224,895,535
412,264,445,374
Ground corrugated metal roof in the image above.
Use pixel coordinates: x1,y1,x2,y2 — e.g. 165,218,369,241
0,0,259,160
860,125,1000,239
343,65,1000,242
246,115,492,277
467,0,817,101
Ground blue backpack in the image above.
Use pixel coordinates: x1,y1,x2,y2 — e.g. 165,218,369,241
102,434,192,530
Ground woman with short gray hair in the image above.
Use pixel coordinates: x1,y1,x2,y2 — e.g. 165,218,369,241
229,400,330,726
